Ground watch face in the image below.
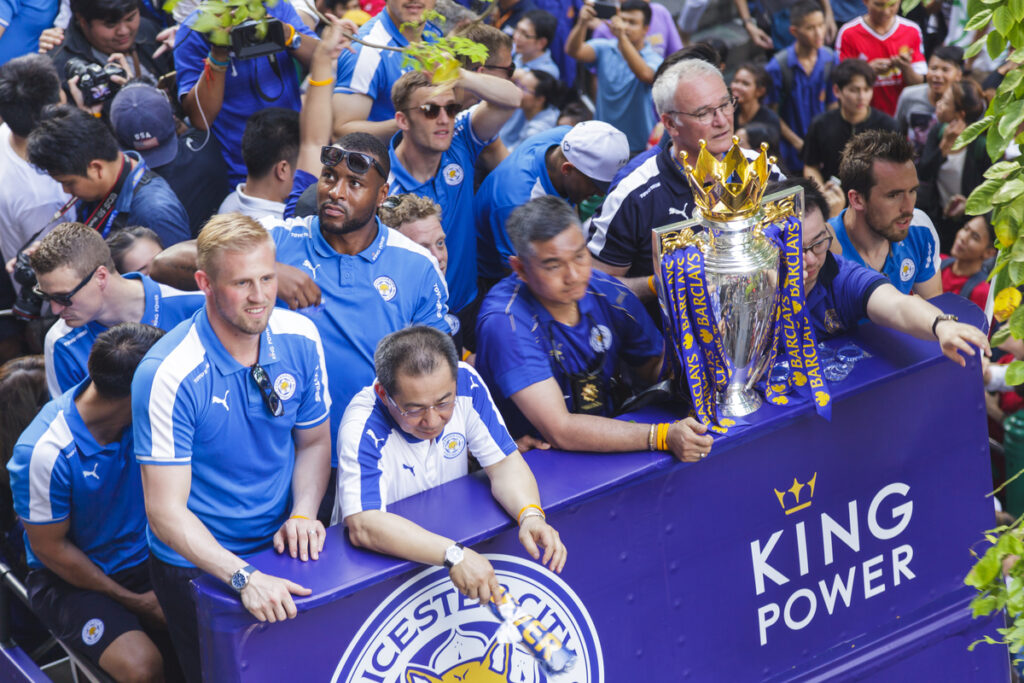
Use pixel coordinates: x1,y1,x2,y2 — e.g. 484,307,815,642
231,571,247,591
445,545,464,567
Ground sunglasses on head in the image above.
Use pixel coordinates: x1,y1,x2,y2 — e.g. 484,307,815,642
407,103,463,120
320,146,386,178
33,265,99,307
250,362,284,417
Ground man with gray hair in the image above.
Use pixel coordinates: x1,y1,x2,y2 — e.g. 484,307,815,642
476,196,714,462
337,325,566,606
586,58,783,303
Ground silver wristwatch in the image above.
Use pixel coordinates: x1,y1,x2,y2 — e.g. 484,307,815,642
230,564,256,593
443,542,465,570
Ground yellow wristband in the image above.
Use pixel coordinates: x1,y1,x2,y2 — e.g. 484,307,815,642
290,514,310,520
648,275,656,295
91,111,102,118
657,423,669,451
517,504,544,525
308,75,334,87
284,23,296,48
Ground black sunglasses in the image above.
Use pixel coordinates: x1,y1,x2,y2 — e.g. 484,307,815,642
33,266,98,307
381,193,413,211
406,103,463,120
483,62,515,79
250,362,284,417
320,146,386,178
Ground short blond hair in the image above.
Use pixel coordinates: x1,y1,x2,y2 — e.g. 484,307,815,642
196,213,273,276
30,222,115,277
378,194,441,229
392,70,437,113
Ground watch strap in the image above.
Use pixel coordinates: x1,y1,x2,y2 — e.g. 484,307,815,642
931,314,958,337
443,542,465,569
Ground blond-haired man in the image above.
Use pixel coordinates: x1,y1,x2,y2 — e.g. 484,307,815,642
132,213,332,682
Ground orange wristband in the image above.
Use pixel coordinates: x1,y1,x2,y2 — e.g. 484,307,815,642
656,423,669,451
648,275,656,295
308,75,334,87
290,514,310,520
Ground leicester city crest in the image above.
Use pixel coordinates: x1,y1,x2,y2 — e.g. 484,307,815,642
374,276,398,301
441,432,466,459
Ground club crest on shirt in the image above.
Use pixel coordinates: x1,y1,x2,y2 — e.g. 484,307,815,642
82,618,104,646
374,276,397,301
445,313,461,335
589,324,612,353
275,373,297,400
899,258,915,282
441,432,466,459
443,163,464,186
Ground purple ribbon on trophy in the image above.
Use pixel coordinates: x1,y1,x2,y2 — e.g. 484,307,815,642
488,588,577,674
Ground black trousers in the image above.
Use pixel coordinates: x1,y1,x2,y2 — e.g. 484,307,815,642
149,556,205,683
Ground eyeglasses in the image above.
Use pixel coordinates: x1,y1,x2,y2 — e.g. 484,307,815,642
386,393,455,418
250,362,284,417
320,146,386,178
482,63,516,79
667,95,738,126
381,193,413,211
33,266,98,307
513,27,537,40
803,234,833,256
406,103,463,120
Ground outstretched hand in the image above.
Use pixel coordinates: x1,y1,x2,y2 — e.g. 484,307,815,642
936,320,991,367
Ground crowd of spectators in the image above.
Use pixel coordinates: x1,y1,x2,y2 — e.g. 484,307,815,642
0,0,1014,678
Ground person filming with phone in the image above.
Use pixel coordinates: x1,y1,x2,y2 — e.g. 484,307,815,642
566,0,662,155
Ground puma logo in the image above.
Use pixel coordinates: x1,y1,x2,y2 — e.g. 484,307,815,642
365,428,386,450
668,207,689,216
468,374,480,391
212,389,230,411
402,463,416,476
82,464,99,480
302,259,321,279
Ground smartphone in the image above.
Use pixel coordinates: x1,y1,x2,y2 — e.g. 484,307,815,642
593,1,618,20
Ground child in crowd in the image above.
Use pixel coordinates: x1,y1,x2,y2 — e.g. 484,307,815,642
732,62,781,150
766,0,837,173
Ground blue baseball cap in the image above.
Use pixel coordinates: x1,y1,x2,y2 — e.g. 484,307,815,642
110,82,178,168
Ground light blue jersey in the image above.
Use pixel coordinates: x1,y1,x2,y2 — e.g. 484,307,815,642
829,208,940,295
387,108,493,313
336,363,516,521
9,381,147,574
587,38,662,152
44,273,206,398
132,307,330,566
262,215,450,466
334,10,441,122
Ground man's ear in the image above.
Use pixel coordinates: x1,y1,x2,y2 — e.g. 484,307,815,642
373,381,388,403
274,159,292,182
509,254,526,279
395,110,410,132
832,84,841,100
194,269,212,296
847,188,866,213
87,159,106,181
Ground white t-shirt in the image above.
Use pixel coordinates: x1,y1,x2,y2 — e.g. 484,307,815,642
0,125,71,288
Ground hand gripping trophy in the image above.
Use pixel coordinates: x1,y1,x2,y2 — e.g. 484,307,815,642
651,137,831,429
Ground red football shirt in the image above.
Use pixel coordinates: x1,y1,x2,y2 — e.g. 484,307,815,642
940,257,990,312
836,16,926,116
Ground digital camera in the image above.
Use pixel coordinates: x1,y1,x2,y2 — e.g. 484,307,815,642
64,57,127,106
230,18,287,60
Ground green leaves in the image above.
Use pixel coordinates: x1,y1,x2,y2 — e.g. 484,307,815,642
1007,360,1024,387
965,8,993,29
965,177,1001,214
985,160,1021,180
995,178,1024,205
998,100,1024,140
952,115,994,152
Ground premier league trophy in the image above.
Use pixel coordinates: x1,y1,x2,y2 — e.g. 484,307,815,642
652,138,829,425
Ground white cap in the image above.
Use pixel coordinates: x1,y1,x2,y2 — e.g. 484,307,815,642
560,121,631,192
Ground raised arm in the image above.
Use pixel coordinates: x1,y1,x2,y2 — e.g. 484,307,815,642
565,3,598,63
298,14,357,175
463,68,523,142
610,16,654,84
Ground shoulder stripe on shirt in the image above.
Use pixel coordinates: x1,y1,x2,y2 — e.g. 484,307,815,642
267,308,332,426
28,411,73,522
348,20,390,94
144,324,207,462
585,154,661,261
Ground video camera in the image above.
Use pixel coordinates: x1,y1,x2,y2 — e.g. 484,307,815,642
230,18,287,60
64,57,128,106
11,252,44,320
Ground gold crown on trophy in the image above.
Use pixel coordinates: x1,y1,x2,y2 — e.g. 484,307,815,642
679,137,774,221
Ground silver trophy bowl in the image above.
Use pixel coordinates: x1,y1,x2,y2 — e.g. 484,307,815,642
653,187,803,417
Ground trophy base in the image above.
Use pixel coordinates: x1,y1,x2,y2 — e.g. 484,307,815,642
718,387,763,418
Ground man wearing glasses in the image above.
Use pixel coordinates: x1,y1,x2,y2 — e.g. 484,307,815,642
132,214,333,683
32,221,205,397
387,68,521,329
337,326,567,605
586,58,783,305
793,178,986,365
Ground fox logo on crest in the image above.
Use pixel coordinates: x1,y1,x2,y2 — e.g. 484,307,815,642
405,640,509,683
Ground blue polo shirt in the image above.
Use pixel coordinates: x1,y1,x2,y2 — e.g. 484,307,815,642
514,49,560,78
806,252,888,339
262,215,450,464
175,4,315,185
829,208,940,295
43,273,206,398
475,269,663,437
334,10,441,122
475,126,567,280
387,109,492,313
132,307,330,566
9,381,147,574
587,38,662,153
765,45,837,172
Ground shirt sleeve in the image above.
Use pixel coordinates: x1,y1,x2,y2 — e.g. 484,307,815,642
336,406,387,517
586,185,646,269
475,295,557,400
608,283,663,366
295,321,332,428
912,214,940,282
174,17,207,102
10,441,72,525
45,332,85,399
0,0,15,27
460,364,516,467
284,169,317,219
132,357,199,465
764,57,783,107
134,180,190,246
412,257,451,333
833,256,888,326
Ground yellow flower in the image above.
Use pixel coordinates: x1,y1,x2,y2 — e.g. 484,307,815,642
994,288,1022,323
